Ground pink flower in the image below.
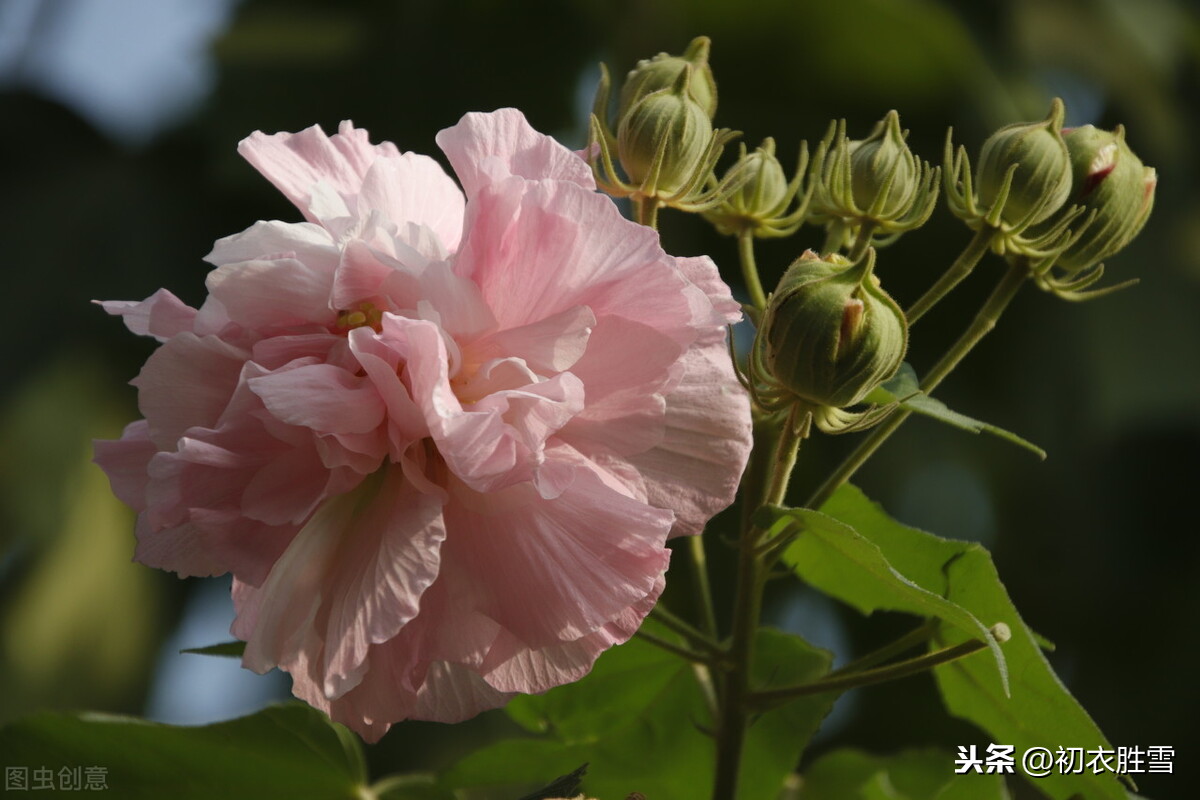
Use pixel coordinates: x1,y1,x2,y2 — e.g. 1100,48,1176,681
95,109,751,740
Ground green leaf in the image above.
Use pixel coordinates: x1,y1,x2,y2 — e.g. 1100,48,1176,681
180,640,246,658
797,748,1010,800
0,702,368,799
818,485,1129,800
770,506,1007,690
743,629,837,800
444,626,712,800
445,624,834,800
866,363,1045,458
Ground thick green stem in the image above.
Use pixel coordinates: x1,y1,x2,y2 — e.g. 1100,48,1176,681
906,226,995,324
688,535,719,639
805,258,1030,510
738,230,768,311
711,409,804,800
847,221,878,262
821,220,848,255
633,196,661,229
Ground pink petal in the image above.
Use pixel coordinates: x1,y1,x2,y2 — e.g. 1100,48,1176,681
203,257,336,331
237,121,401,224
249,362,386,436
131,332,247,449
357,153,466,252
97,289,197,342
469,304,595,374
236,466,446,700
205,220,337,269
480,577,663,694
677,254,743,325
454,179,695,336
436,108,595,197
93,420,156,510
437,452,672,648
627,330,753,538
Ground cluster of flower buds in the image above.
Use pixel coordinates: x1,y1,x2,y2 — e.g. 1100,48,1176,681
808,111,939,253
588,37,746,213
946,98,1156,298
743,250,907,435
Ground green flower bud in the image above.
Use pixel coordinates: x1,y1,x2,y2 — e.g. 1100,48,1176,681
849,110,919,220
617,67,713,195
763,250,907,408
704,138,791,234
618,36,717,121
977,99,1072,227
1052,125,1157,273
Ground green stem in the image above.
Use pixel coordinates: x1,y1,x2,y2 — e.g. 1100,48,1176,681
749,635,992,707
826,621,936,676
738,230,768,311
906,226,995,324
821,220,848,255
712,408,805,800
847,221,877,262
634,628,713,664
649,605,722,654
634,196,661,229
688,535,719,639
805,258,1030,510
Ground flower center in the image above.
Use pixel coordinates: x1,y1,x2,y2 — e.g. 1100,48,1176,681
336,302,384,333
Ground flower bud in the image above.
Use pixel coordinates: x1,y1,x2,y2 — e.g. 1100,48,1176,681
977,99,1072,227
849,110,919,220
1052,125,1157,273
704,138,791,234
762,250,907,408
618,36,717,121
617,67,713,195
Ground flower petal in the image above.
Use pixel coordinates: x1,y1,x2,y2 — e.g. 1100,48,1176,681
237,121,401,224
627,329,753,537
357,153,466,252
436,108,595,197
131,332,247,449
236,466,446,698
437,451,672,648
249,362,386,436
97,290,197,342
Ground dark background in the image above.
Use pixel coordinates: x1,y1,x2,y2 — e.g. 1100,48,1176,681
0,1,1196,798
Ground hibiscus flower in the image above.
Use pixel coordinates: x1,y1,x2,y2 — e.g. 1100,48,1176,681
95,109,752,740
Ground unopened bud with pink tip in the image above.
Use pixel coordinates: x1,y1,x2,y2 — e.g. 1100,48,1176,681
1050,125,1157,274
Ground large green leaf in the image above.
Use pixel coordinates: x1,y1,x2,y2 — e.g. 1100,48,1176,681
818,485,1130,800
772,506,1007,689
0,703,367,799
865,363,1045,458
797,748,1011,799
445,624,834,800
743,629,837,799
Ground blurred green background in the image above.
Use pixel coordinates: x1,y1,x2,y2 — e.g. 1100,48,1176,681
1,0,1196,797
